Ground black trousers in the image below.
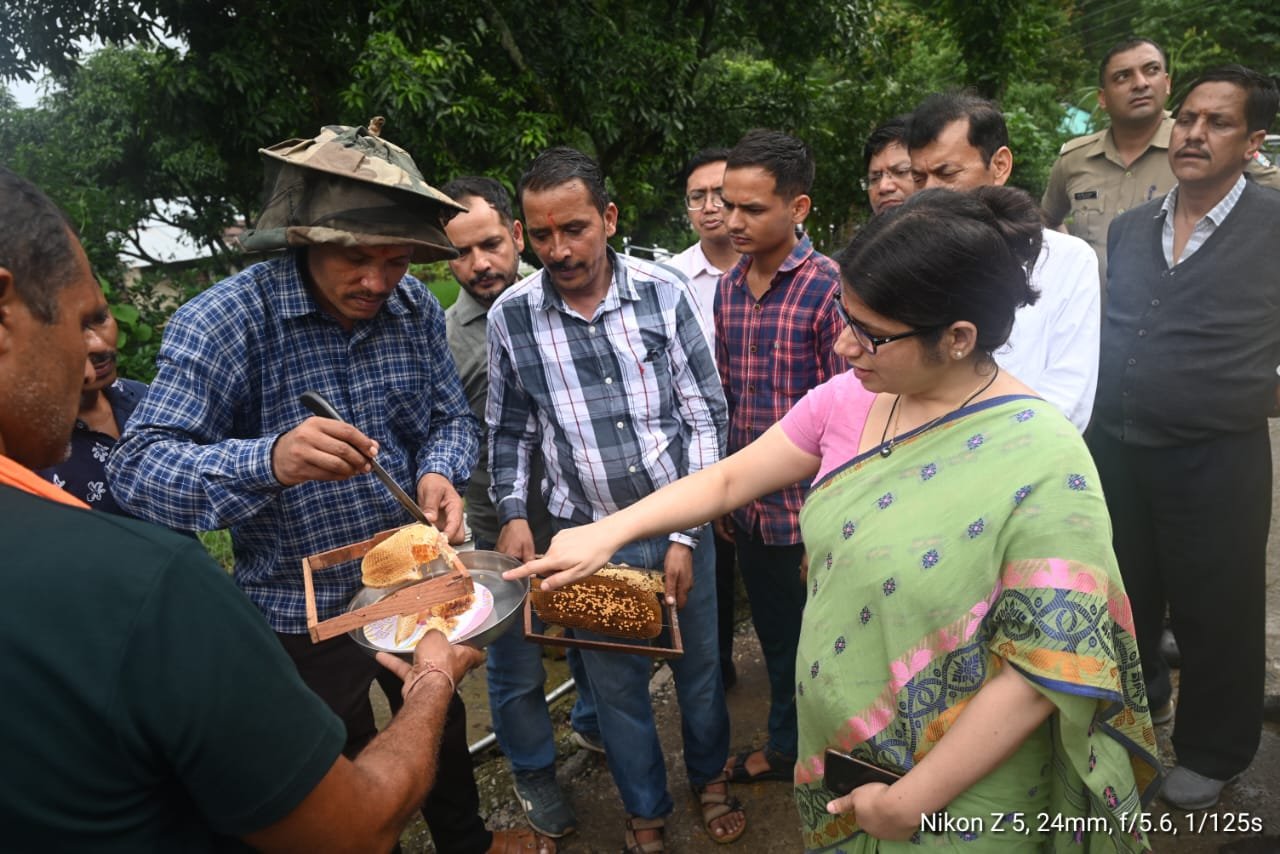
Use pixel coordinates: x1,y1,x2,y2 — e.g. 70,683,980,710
276,632,491,854
732,527,806,759
1089,427,1270,780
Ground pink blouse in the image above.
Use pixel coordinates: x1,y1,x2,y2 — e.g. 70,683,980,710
778,370,877,484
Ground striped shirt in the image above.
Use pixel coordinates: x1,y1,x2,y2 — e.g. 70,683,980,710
486,249,726,547
1161,174,1246,266
108,254,478,633
716,235,845,544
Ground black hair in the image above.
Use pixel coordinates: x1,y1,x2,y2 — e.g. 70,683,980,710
1180,64,1280,133
0,168,80,323
680,147,731,187
862,115,911,172
905,93,1008,167
1098,38,1169,89
725,129,815,199
441,176,515,227
517,147,610,214
833,187,1042,355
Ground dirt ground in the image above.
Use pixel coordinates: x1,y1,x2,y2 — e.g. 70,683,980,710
386,421,1280,853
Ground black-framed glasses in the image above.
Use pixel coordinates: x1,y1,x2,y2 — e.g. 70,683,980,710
859,163,913,192
685,188,725,210
832,293,933,354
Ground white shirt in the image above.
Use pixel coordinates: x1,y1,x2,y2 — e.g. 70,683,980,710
995,229,1100,432
665,241,724,346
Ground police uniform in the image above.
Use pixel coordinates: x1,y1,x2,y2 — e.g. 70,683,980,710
1042,114,1280,280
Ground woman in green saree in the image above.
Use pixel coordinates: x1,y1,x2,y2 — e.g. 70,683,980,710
508,187,1161,851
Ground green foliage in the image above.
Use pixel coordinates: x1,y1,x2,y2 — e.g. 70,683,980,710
428,279,461,311
924,0,1077,99
1003,81,1071,201
103,265,221,384
1,50,147,277
409,262,462,310
198,529,235,573
10,0,1276,300
5,0,898,264
1141,0,1280,101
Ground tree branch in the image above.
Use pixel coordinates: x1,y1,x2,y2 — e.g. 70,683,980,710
477,0,560,116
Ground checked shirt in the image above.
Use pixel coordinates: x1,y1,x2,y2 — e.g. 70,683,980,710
486,249,726,547
715,234,844,545
108,253,478,633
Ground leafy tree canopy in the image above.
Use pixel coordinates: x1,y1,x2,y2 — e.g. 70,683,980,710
4,0,1273,283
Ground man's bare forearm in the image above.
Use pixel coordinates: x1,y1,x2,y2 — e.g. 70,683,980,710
351,671,454,837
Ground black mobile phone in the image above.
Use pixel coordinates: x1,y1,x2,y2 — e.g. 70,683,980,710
823,748,902,795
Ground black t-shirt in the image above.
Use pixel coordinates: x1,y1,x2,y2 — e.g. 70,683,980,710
0,484,345,850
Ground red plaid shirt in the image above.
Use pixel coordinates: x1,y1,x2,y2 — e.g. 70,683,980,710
715,235,845,544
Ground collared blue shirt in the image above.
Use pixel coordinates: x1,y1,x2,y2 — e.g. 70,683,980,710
108,253,478,633
486,249,726,547
40,378,147,517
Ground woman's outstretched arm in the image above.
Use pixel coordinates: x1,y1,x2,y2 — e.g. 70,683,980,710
505,423,819,589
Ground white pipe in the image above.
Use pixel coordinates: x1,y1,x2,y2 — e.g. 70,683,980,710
467,678,578,756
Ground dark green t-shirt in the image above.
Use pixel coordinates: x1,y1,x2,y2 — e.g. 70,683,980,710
0,484,346,850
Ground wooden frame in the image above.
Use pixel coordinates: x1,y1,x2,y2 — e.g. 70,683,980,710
302,526,473,643
522,593,683,659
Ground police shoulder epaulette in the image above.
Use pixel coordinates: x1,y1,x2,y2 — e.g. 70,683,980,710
1057,130,1104,156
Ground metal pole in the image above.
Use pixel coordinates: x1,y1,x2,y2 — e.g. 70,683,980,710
467,678,578,756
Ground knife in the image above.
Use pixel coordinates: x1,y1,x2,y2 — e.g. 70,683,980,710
299,390,434,528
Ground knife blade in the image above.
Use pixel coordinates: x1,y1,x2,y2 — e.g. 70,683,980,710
299,390,434,529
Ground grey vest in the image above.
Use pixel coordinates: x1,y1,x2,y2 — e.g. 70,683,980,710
1094,181,1280,447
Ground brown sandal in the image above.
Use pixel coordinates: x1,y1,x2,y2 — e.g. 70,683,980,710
487,827,556,854
692,774,747,845
622,815,665,854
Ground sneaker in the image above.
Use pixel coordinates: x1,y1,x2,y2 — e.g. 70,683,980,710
570,730,606,755
1160,765,1236,811
1151,700,1174,725
512,768,577,838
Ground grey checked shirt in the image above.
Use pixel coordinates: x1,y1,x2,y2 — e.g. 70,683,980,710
486,249,726,547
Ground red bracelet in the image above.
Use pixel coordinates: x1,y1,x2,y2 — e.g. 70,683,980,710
402,661,456,699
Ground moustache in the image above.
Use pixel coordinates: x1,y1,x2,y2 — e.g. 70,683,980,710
469,273,510,289
549,261,583,274
89,351,117,366
1175,146,1208,158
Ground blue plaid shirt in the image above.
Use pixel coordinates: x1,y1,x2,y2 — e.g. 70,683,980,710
486,249,726,547
108,253,478,633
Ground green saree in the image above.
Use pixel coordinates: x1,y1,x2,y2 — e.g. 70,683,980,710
794,396,1160,852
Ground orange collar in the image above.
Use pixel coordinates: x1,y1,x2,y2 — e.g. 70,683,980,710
0,454,89,508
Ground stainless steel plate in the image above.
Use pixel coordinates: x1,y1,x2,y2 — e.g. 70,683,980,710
347,550,528,658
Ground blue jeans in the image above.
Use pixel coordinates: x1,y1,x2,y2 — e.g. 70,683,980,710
479,538,599,774
561,523,729,819
732,528,804,761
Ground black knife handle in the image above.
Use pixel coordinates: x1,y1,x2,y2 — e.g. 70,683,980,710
300,390,344,423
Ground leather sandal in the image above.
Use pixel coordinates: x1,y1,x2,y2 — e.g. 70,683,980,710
723,745,794,783
487,827,556,854
692,773,747,844
622,815,666,854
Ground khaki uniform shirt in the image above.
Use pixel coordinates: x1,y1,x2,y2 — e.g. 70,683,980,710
1042,114,1280,279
